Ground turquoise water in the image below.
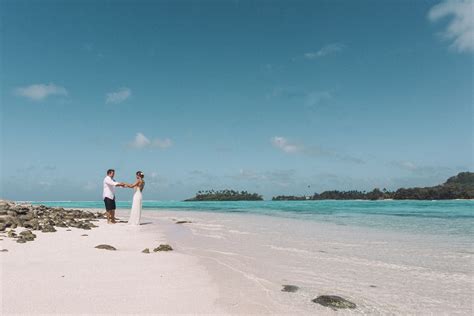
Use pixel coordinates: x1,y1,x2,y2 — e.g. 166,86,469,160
29,200,473,238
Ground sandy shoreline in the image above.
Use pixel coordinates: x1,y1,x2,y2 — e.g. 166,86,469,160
1,210,224,315
154,209,473,315
1,208,473,315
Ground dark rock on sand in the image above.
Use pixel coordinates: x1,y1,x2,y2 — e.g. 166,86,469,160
23,219,40,230
142,248,150,253
175,221,191,224
81,234,88,236
153,244,173,252
42,225,57,233
0,215,16,228
312,295,356,310
17,230,37,243
0,202,10,213
19,213,34,221
95,244,117,251
78,222,93,230
281,285,299,293
0,249,8,252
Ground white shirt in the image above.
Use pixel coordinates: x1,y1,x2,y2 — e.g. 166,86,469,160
103,176,119,200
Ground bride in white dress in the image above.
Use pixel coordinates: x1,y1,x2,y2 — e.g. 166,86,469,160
125,171,145,225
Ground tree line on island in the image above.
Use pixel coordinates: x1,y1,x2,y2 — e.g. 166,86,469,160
185,189,263,201
185,172,474,201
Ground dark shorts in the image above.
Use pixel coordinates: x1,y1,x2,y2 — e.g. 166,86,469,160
104,197,116,211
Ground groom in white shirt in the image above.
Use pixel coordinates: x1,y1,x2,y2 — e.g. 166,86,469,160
103,169,124,224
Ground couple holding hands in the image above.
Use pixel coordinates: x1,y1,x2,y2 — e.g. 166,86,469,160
102,169,145,225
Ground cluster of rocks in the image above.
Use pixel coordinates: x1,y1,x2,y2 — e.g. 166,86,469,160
93,244,173,253
142,244,174,253
153,244,173,252
0,200,103,243
281,285,357,310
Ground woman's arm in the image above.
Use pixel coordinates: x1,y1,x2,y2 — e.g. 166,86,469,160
125,180,140,188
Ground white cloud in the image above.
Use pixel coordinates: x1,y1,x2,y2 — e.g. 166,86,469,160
106,87,131,104
187,170,218,182
129,132,172,149
305,91,333,107
131,132,151,148
15,83,68,101
304,43,345,59
271,136,302,153
151,138,173,148
428,0,474,53
390,161,457,177
391,161,418,171
228,169,298,188
235,169,265,181
271,136,364,164
264,64,273,71
147,172,172,189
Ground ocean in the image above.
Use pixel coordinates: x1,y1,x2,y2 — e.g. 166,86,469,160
29,200,474,240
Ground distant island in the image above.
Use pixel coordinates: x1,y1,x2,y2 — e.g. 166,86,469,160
185,190,263,201
273,172,474,201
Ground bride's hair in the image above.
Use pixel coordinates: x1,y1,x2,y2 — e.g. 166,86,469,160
136,171,144,178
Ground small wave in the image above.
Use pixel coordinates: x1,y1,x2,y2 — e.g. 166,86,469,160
204,250,240,256
192,223,224,231
268,245,313,255
228,229,251,235
190,229,225,239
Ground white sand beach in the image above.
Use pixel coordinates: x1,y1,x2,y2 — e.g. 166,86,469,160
1,208,473,315
1,210,224,315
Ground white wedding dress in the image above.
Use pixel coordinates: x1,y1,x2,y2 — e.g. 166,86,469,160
128,186,143,225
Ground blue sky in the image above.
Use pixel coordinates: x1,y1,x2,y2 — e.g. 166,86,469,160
1,0,473,201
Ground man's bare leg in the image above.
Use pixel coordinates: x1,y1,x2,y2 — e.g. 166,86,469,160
111,210,116,223
106,211,112,223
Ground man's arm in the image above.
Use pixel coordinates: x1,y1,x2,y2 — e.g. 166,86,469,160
105,177,123,187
